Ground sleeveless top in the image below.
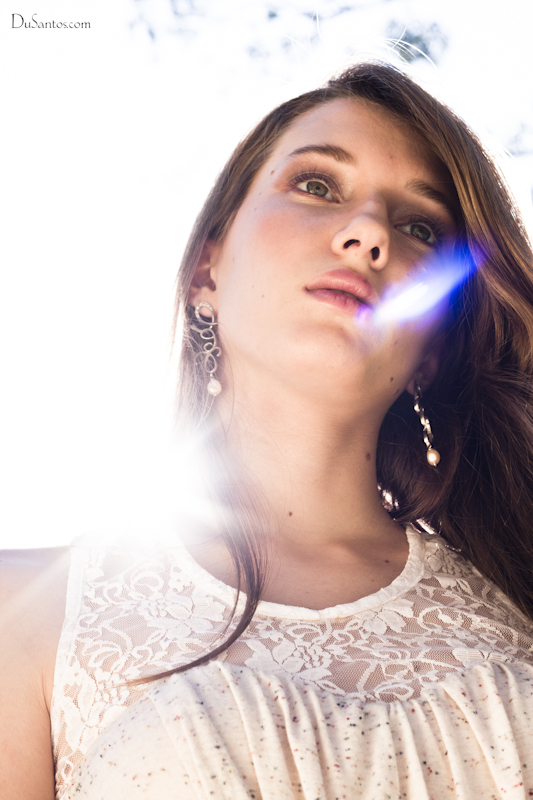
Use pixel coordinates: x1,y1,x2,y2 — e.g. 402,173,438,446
51,526,533,799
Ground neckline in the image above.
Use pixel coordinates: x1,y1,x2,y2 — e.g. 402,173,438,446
176,525,426,620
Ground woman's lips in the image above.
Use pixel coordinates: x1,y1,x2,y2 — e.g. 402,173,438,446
307,288,368,315
306,269,379,313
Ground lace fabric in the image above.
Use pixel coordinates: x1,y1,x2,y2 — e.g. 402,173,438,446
50,526,533,799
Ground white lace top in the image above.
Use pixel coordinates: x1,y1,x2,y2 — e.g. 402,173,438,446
51,526,533,799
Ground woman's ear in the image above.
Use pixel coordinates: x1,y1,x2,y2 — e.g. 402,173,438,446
188,240,221,311
406,344,441,396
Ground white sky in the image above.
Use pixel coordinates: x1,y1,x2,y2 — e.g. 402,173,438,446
2,0,532,549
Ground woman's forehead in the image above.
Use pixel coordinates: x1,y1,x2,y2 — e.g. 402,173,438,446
267,97,449,181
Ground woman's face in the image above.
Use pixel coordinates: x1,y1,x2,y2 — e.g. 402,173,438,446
191,98,459,418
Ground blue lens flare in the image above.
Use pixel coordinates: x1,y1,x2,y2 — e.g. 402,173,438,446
372,250,474,326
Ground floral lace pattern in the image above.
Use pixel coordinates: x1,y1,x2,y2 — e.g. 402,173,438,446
51,527,533,800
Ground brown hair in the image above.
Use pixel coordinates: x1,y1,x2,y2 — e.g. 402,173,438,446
147,61,533,681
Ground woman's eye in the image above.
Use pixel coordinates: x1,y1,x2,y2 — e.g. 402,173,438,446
397,221,438,246
295,178,334,200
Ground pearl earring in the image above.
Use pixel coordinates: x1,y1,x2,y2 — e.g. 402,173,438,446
413,381,440,467
192,302,222,397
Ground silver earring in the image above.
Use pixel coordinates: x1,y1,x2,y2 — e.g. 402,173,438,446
192,302,222,397
413,382,441,467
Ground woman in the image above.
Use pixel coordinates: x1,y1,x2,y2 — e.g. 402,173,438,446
2,62,533,800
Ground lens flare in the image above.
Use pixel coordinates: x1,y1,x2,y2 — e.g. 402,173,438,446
373,250,474,326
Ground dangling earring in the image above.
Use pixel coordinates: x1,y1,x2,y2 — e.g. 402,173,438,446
192,302,222,397
413,381,441,466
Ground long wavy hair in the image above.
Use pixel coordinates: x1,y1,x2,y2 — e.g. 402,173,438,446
146,61,533,682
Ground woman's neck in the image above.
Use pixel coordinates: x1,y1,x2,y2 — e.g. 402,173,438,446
185,380,410,609
215,377,403,553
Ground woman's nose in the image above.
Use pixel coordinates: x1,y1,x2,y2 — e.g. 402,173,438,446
331,210,390,270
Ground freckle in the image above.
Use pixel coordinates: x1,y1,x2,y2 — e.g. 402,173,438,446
288,511,293,517
262,294,265,298
365,452,371,461
390,376,394,382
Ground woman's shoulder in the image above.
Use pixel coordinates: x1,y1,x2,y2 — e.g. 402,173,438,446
0,546,71,697
0,546,70,800
0,543,70,580
0,545,70,615
0,545,70,614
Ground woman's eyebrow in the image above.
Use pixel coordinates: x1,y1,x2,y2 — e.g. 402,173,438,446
405,179,459,223
284,148,459,222
286,144,355,164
